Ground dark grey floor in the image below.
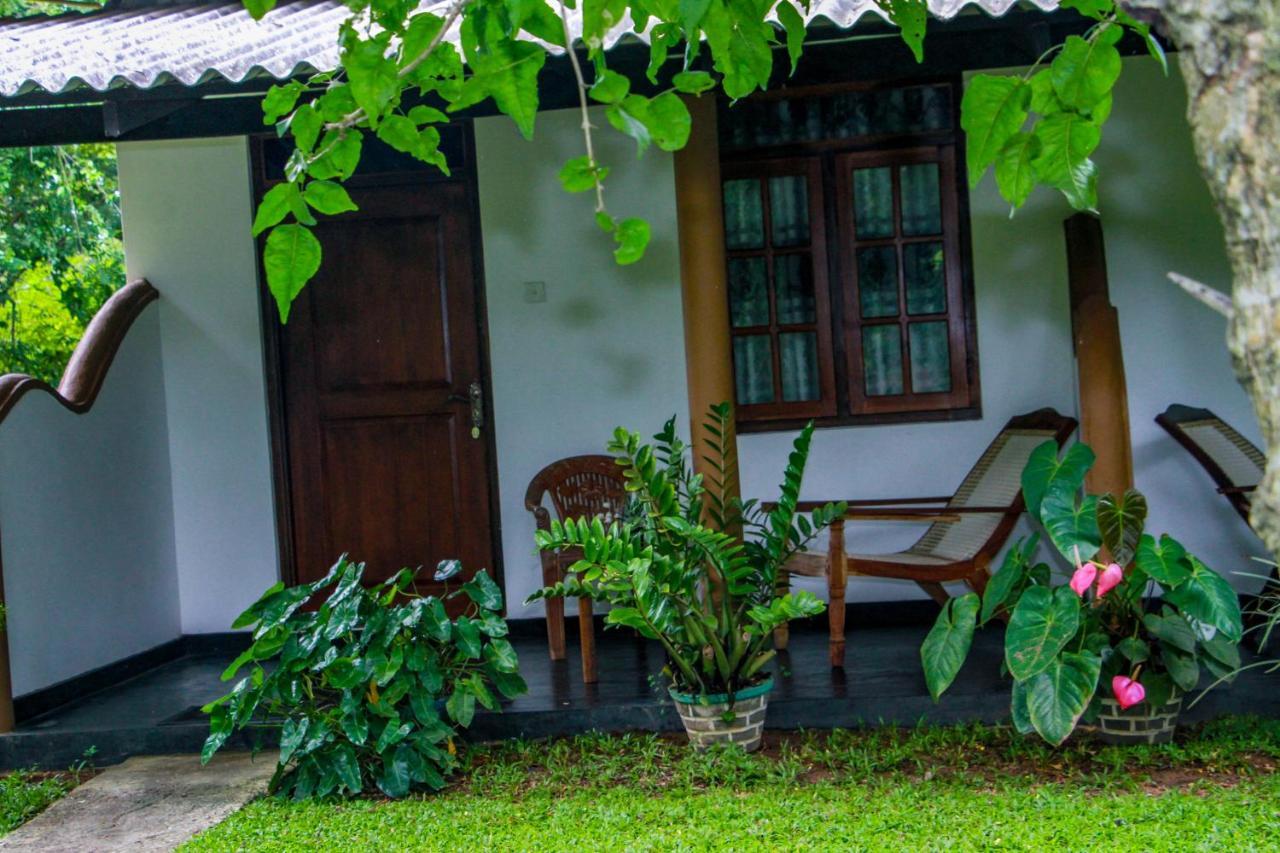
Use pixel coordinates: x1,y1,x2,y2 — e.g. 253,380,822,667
3,623,1277,769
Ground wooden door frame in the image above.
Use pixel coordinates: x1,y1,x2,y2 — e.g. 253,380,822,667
249,124,506,601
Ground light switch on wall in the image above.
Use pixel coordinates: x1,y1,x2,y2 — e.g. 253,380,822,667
522,281,547,303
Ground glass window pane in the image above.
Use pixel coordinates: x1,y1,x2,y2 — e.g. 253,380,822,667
769,175,810,247
779,332,820,402
900,163,942,236
774,254,815,324
904,242,946,315
733,335,774,404
728,258,769,328
853,167,893,239
909,321,952,393
862,326,903,397
723,179,764,249
857,246,899,319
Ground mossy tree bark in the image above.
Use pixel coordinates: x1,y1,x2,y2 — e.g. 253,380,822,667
1125,0,1280,556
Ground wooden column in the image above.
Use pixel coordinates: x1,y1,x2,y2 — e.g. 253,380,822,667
673,96,739,494
1064,213,1134,497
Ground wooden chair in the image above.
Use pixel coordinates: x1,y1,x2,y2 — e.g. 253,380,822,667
779,408,1078,666
1156,403,1265,524
525,455,629,684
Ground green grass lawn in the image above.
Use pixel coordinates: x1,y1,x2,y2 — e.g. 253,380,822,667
185,717,1280,852
0,770,77,836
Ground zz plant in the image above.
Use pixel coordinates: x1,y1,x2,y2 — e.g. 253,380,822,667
202,557,525,798
527,403,845,699
922,441,1243,745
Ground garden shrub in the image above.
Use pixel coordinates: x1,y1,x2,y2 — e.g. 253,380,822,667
202,557,525,798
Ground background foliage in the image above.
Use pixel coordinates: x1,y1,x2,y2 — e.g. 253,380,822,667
0,144,123,384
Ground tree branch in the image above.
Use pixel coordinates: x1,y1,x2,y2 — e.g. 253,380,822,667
557,0,606,213
1168,271,1234,318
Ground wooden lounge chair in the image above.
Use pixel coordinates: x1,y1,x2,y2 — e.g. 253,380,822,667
525,454,629,684
779,408,1078,666
1155,404,1264,524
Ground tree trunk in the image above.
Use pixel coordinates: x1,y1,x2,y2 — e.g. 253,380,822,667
1124,0,1280,557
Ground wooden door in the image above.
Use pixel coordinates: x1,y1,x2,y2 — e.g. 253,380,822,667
271,177,498,600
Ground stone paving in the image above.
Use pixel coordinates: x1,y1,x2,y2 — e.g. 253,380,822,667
0,752,274,852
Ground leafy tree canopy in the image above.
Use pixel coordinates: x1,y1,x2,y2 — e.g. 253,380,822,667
0,144,123,383
250,0,1162,321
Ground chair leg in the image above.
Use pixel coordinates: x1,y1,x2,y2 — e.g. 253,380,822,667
543,562,567,661
828,522,847,668
773,568,791,650
578,596,598,683
917,581,950,607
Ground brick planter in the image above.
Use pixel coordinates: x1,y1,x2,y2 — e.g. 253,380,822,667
1095,692,1183,745
669,678,773,752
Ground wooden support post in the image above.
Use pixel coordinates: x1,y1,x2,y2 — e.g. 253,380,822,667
674,96,751,627
0,547,14,734
674,96,737,468
1064,213,1135,498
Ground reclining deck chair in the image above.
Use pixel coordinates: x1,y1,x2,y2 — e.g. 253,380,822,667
1155,404,1264,524
525,454,630,684
780,408,1078,666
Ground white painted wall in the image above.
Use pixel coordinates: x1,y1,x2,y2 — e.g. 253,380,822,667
0,307,181,695
118,138,281,633
475,107,690,617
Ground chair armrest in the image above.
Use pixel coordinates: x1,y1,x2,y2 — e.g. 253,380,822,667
765,496,952,512
843,505,1015,523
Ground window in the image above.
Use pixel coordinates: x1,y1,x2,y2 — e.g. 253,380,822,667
719,80,978,429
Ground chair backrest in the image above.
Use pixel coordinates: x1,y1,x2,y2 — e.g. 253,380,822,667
909,408,1078,563
1156,403,1264,522
524,454,630,529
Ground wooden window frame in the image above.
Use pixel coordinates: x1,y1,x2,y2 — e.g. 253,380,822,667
719,77,981,433
722,157,837,423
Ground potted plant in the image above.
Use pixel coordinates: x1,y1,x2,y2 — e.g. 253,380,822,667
527,404,845,751
921,441,1243,745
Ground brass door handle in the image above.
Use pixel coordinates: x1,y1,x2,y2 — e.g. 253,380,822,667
460,380,483,438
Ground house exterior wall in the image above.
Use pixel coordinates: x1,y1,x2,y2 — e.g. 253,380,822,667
95,55,1266,640
474,107,690,617
117,137,281,634
0,307,181,695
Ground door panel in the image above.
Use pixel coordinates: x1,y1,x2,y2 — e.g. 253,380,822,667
272,176,497,602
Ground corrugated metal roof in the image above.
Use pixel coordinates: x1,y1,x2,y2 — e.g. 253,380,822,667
0,0,1059,98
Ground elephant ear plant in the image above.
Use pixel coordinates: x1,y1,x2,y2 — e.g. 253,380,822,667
922,441,1243,745
202,557,525,798
527,404,845,749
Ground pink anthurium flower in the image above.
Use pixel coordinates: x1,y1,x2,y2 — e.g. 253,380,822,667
1111,675,1146,711
1095,562,1124,598
1068,562,1098,597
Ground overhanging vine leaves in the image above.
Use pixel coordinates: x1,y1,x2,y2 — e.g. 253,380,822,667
247,0,1160,321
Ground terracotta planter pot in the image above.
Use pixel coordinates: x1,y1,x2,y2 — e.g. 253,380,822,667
669,678,773,752
1095,692,1183,745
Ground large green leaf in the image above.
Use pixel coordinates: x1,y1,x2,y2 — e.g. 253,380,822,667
960,75,1029,187
1162,644,1200,692
981,535,1037,624
994,132,1040,210
920,593,979,701
1010,679,1034,735
1021,442,1094,519
1164,556,1243,642
1005,586,1081,681
1031,112,1101,211
1143,610,1197,654
1041,491,1101,563
343,37,399,127
451,34,546,139
1050,29,1123,112
263,223,322,322
1135,533,1191,586
1095,489,1147,565
1025,651,1100,745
